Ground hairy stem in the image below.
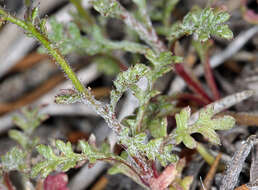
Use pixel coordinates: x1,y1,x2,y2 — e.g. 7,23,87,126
0,8,122,134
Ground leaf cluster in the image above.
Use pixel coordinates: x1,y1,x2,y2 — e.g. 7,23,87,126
1,108,48,175
168,7,233,42
0,1,242,189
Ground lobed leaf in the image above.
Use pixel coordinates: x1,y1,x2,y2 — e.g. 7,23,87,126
92,0,121,17
33,142,82,177
168,8,233,42
1,147,27,172
189,107,235,145
174,106,235,148
8,129,29,149
11,107,48,149
174,107,196,149
110,64,150,110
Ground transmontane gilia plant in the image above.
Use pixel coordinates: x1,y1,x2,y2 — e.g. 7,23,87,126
0,0,253,190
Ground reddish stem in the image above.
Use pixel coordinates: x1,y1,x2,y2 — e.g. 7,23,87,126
3,173,15,190
174,63,212,103
203,55,220,100
151,161,159,178
100,157,150,187
132,156,152,175
175,93,209,106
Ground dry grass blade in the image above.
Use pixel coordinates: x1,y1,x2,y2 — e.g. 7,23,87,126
250,145,258,184
8,53,50,73
220,135,258,190
217,111,258,127
191,90,254,121
90,176,108,190
201,153,222,190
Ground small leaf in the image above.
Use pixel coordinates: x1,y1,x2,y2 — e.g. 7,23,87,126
92,0,121,17
37,144,57,160
33,141,82,177
12,107,48,134
174,107,197,149
190,107,235,145
146,50,182,82
110,64,150,110
148,117,167,138
8,129,29,149
31,7,39,24
39,18,47,34
56,140,73,156
214,24,233,39
12,116,28,131
31,161,52,178
55,89,80,104
1,147,27,172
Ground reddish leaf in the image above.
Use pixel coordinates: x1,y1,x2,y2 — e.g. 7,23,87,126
44,173,69,190
150,164,177,190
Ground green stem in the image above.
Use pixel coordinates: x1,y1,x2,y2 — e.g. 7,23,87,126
0,8,124,133
69,0,95,26
0,8,88,97
196,142,224,171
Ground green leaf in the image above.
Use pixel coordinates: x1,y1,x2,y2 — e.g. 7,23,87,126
143,139,177,166
148,117,167,138
31,7,39,24
36,144,57,160
79,140,114,163
190,107,235,145
8,130,29,149
213,24,233,39
168,8,233,42
174,106,235,148
56,140,74,156
1,147,27,172
55,89,81,104
108,151,129,174
95,56,120,76
92,0,121,17
39,18,47,34
33,141,82,177
31,160,52,178
12,107,48,134
12,116,28,131
119,131,177,166
174,107,196,149
110,64,150,110
146,50,182,81
40,18,147,56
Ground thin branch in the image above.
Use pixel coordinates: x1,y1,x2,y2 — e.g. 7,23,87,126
203,54,220,100
174,63,213,103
